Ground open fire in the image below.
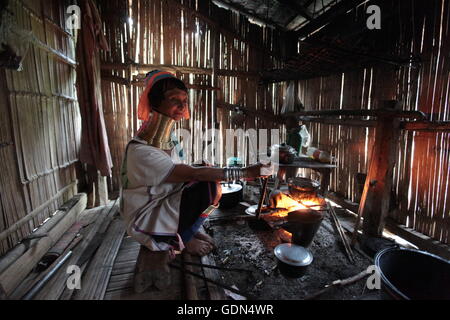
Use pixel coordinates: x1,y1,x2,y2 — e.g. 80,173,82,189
262,191,325,220
260,190,328,246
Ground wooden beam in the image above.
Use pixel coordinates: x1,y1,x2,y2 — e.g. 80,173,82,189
101,62,212,75
217,101,284,124
295,0,366,39
101,75,221,91
299,117,376,128
101,62,261,80
211,0,281,29
276,0,312,20
385,219,450,260
358,115,401,238
216,69,260,79
283,108,428,120
402,121,450,132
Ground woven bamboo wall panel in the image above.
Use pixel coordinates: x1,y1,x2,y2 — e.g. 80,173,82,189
0,0,80,255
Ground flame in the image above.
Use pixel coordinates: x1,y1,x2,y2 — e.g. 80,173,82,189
277,229,292,243
268,192,322,218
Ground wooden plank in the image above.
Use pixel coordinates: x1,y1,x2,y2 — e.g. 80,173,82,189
72,219,125,300
386,219,450,260
110,262,138,276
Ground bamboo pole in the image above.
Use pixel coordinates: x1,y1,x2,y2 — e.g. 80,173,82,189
34,201,118,300
0,182,77,242
0,193,87,297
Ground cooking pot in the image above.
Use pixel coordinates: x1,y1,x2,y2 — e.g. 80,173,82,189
219,183,243,209
274,243,313,278
282,209,325,247
288,177,320,200
375,247,450,300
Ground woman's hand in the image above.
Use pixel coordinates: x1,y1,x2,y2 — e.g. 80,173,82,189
244,162,273,179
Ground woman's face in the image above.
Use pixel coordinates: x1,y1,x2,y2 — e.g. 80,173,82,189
157,88,189,121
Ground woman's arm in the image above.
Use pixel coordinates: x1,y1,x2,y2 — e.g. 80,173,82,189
164,163,270,183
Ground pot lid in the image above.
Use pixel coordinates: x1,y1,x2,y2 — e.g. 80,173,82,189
274,243,313,267
221,184,243,194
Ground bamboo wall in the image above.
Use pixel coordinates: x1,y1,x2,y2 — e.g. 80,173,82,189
298,0,450,244
99,0,287,190
0,0,80,255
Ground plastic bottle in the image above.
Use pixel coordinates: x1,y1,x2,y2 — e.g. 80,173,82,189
299,125,311,148
306,147,332,163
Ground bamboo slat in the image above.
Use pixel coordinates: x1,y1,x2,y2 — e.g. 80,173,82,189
72,219,125,300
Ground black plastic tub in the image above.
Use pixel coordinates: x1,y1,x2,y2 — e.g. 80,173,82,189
375,247,450,300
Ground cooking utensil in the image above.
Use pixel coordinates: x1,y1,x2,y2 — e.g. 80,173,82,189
282,209,325,247
256,178,269,219
274,243,313,278
219,183,243,209
288,177,320,201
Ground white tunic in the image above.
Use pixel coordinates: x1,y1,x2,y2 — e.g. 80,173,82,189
120,137,185,251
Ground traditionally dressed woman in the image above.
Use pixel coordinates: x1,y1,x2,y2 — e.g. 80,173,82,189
120,70,269,257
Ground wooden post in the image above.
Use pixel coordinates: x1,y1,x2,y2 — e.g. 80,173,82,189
358,114,401,238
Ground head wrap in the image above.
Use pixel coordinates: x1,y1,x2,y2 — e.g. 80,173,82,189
137,70,190,121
